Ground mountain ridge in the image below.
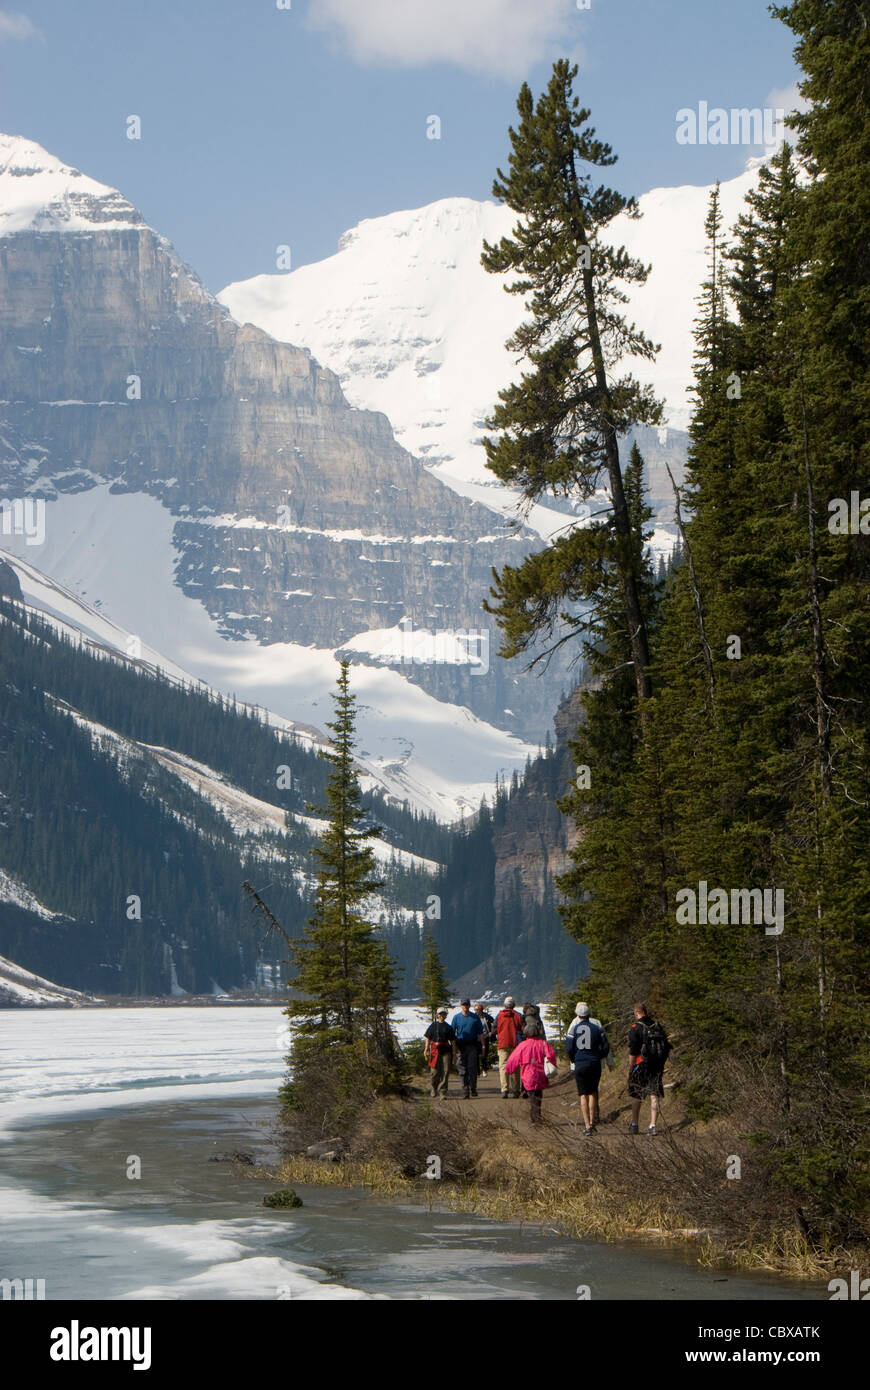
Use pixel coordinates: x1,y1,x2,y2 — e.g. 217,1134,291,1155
0,133,556,804
216,169,766,541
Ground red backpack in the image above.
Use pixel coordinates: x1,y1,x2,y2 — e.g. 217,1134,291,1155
427,1022,451,1066
497,1009,521,1049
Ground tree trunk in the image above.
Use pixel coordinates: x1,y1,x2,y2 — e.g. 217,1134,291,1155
774,937,791,1118
582,264,653,703
666,462,716,713
798,374,829,1041
566,146,653,705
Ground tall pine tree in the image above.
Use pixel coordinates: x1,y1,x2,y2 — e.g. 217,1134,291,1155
284,662,403,1121
481,59,662,704
417,928,451,1019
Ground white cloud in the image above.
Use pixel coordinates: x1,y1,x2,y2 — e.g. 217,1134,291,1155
0,10,42,42
739,82,811,165
765,82,811,118
306,0,580,78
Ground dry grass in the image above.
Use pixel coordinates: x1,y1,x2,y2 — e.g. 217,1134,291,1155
440,1176,702,1250
697,1227,854,1279
265,1153,414,1198
263,1072,867,1283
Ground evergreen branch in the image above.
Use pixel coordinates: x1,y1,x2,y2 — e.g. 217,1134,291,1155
242,880,294,950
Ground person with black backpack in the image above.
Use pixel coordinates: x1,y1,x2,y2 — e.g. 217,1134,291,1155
627,1002,671,1135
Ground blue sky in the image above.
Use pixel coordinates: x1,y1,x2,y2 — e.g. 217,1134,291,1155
0,1,800,292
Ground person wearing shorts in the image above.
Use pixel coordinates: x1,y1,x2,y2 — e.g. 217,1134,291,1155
566,1002,610,1135
627,1002,668,1134
627,1061,665,1102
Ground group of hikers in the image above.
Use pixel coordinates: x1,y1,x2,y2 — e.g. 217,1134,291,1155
423,998,671,1132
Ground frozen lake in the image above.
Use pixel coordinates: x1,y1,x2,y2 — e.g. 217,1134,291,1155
0,1004,427,1135
0,1006,825,1301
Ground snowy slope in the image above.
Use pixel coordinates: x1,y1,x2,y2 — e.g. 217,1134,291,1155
0,867,69,923
0,943,99,1007
219,166,763,531
0,137,752,818
51,700,297,858
0,488,537,820
53,702,440,876
604,167,762,428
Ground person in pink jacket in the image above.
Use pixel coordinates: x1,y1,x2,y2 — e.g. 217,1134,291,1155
504,1019,557,1124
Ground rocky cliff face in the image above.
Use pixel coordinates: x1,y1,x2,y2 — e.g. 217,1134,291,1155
448,687,588,1001
0,558,21,598
492,687,583,915
0,136,558,736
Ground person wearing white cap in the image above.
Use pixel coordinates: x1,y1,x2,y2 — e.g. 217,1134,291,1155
495,995,524,1099
566,1002,611,1135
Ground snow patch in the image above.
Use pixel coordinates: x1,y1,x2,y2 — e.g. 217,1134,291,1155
219,173,763,536
0,487,536,820
0,868,67,922
0,134,143,234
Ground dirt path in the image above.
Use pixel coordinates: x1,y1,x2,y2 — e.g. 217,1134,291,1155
419,1051,685,1143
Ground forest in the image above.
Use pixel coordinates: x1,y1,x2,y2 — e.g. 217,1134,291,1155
0,595,580,996
478,0,868,1240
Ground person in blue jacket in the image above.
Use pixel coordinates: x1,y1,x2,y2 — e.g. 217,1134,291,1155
565,1002,611,1135
451,999,484,1098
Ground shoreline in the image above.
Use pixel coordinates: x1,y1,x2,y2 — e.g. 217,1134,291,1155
1,1005,844,1296
1,996,288,1011
1,995,431,1011
272,1141,834,1291
1,1091,824,1301
275,1064,855,1288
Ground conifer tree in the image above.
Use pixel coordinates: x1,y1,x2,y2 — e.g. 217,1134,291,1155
480,59,661,703
557,442,668,1010
284,662,403,1110
482,5,869,1245
417,928,451,1020
763,0,870,1215
589,2,869,1228
546,975,580,1040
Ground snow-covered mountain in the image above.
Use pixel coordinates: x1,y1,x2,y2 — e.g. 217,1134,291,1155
0,133,554,800
0,530,535,822
0,132,766,823
0,565,581,1000
0,573,456,995
0,134,144,234
218,167,763,537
